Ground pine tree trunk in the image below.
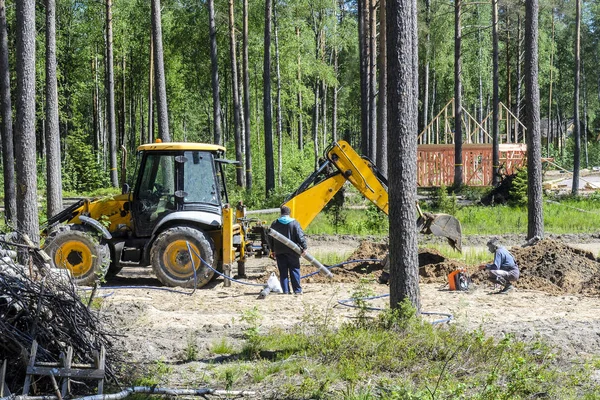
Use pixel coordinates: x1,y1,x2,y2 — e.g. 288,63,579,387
368,0,377,161
106,0,118,186
547,10,555,156
515,14,522,141
386,0,420,312
148,34,154,143
453,0,463,188
492,0,500,185
242,0,252,189
45,0,63,218
358,0,369,155
524,0,544,239
92,54,99,151
583,64,588,168
208,0,222,145
151,0,170,141
572,0,581,195
332,47,338,143
274,4,283,186
421,0,430,140
0,0,16,224
228,0,244,187
264,0,275,196
296,27,303,151
312,81,320,168
376,0,387,173
15,0,40,244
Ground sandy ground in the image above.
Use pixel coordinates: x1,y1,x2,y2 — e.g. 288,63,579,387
99,235,600,387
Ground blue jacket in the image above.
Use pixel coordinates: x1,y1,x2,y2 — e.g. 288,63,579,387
486,246,519,278
268,216,308,255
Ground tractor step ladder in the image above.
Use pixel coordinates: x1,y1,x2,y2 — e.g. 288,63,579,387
22,340,105,399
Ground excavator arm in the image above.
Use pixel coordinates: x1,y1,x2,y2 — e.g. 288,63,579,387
282,140,462,252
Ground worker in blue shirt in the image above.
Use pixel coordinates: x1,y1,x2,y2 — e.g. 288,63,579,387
478,238,519,293
267,206,307,295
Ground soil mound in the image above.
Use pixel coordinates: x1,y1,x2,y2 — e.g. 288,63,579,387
333,239,600,294
301,241,453,284
267,239,600,296
510,239,600,295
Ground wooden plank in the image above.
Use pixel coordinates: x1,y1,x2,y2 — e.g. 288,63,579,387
1,359,8,397
60,347,73,397
22,341,39,395
97,346,105,395
25,366,105,380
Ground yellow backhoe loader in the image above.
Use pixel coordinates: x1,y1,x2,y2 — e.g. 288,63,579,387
42,140,461,287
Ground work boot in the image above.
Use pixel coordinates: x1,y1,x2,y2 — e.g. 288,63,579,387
499,283,514,294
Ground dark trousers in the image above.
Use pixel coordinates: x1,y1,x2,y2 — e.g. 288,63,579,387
275,253,302,294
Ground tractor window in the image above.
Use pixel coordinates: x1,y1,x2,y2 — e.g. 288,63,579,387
183,151,219,205
136,154,177,227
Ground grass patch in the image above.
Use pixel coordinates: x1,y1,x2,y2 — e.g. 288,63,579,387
255,197,600,237
211,338,236,355
202,303,599,399
420,244,490,265
452,199,600,235
310,250,354,266
132,359,172,387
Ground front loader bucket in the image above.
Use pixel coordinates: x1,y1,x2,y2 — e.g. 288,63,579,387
419,213,462,253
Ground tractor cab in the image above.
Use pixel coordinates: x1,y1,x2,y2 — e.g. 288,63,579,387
131,142,228,237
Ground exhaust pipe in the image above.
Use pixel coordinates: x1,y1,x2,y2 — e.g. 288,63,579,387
267,228,333,278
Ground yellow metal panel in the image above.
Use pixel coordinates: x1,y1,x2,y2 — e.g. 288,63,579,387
283,173,346,230
137,142,226,152
327,141,389,215
222,206,235,265
69,193,133,232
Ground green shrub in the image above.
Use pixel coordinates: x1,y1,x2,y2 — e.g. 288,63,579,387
508,167,528,207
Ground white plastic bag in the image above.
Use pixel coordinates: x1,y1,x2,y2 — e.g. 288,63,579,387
266,272,283,293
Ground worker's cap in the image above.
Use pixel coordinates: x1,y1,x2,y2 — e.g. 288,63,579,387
280,206,291,216
487,237,500,249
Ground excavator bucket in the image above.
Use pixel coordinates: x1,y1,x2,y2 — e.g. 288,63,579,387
417,213,462,253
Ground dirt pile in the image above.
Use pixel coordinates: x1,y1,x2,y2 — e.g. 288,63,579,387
509,239,600,295
299,241,459,284
296,239,600,295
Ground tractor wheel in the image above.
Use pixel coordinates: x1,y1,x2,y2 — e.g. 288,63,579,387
150,226,215,288
43,225,110,286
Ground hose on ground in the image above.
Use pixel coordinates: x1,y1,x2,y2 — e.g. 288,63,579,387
337,293,454,325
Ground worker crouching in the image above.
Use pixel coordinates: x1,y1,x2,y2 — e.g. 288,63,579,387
479,238,519,294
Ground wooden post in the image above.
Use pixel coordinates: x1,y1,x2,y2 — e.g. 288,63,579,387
22,340,38,395
1,359,7,397
60,347,73,397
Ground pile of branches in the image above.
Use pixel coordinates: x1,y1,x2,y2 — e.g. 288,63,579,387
0,233,119,395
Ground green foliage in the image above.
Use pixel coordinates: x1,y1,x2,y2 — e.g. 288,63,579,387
210,338,235,355
363,203,388,234
350,279,377,328
239,306,263,359
200,302,599,399
133,359,172,387
62,133,109,193
454,198,600,235
430,184,458,215
508,168,529,207
377,299,419,332
325,188,347,234
183,334,199,361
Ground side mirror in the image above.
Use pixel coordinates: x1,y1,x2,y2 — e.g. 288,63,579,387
121,183,130,194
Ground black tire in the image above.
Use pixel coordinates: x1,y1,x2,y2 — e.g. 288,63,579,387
150,226,215,288
43,225,110,286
